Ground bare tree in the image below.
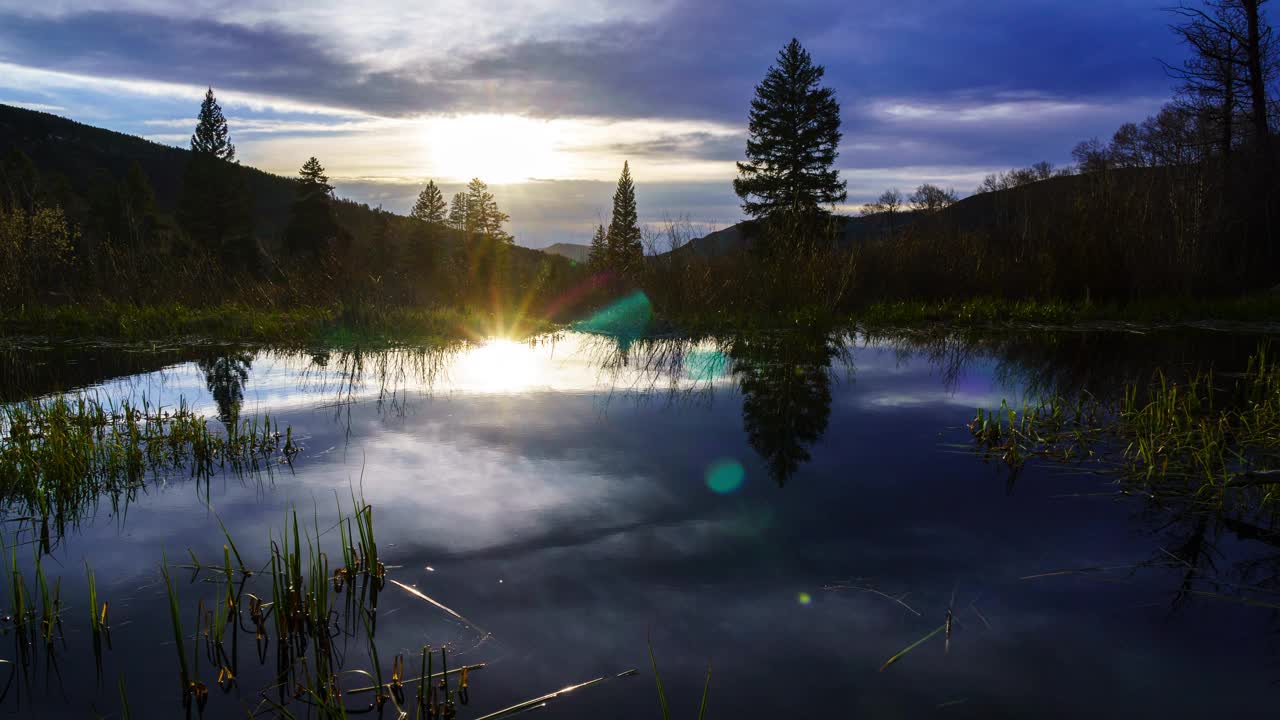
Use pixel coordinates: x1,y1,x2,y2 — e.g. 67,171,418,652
1166,0,1274,157
864,188,904,237
1072,138,1113,174
1110,123,1151,167
1030,161,1056,179
907,183,958,212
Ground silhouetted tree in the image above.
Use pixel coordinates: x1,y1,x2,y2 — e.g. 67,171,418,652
411,180,448,224
864,188,904,236
284,156,341,261
299,157,331,192
588,223,608,270
180,88,254,271
734,38,846,221
464,178,510,242
607,161,642,276
1168,1,1274,156
1166,5,1245,158
447,192,468,231
1072,138,1113,174
190,88,236,161
907,183,958,213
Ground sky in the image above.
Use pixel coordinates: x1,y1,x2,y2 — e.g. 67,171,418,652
0,0,1228,247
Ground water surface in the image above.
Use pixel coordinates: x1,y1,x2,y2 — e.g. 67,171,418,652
2,327,1278,718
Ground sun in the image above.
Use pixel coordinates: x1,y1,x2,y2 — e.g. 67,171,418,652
424,114,569,184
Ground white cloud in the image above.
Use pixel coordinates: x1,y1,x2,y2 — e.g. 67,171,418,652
869,94,1166,126
0,98,66,112
0,61,372,116
0,0,676,71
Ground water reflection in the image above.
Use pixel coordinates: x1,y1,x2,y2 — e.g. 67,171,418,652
3,326,1280,717
728,331,840,486
584,329,842,486
197,350,253,429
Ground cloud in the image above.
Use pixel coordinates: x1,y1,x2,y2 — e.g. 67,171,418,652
0,0,1206,241
0,98,65,112
570,131,744,162
1,1,1186,122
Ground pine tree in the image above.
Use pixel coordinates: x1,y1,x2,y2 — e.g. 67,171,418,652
285,156,340,261
181,88,253,270
587,223,608,269
190,88,236,162
606,161,642,276
411,180,448,224
464,178,511,242
733,39,846,220
298,157,333,195
120,161,158,249
447,192,469,231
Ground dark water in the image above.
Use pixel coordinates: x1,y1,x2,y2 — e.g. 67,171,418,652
2,326,1280,718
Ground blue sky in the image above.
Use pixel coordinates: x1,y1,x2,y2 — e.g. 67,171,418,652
0,0,1224,246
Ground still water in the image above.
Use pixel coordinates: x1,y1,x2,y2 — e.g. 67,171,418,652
1,327,1279,718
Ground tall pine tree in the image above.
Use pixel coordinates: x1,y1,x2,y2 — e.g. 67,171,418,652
180,87,254,271
411,180,448,224
606,161,642,276
733,39,846,220
190,88,236,161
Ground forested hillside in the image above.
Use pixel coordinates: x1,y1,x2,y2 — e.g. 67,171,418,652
0,102,579,312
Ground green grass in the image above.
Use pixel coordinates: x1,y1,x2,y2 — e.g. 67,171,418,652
0,302,555,347
0,394,297,534
858,294,1280,327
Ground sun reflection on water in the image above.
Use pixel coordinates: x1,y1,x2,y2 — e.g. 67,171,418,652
450,337,544,394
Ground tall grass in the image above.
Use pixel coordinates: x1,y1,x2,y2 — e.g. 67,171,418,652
0,394,298,541
969,345,1280,506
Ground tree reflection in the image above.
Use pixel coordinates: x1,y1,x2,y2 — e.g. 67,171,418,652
728,331,840,487
197,351,253,430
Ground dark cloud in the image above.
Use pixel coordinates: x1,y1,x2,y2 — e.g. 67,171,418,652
0,0,1244,240
0,1,1195,122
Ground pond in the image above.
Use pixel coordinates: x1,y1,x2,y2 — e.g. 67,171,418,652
1,325,1279,718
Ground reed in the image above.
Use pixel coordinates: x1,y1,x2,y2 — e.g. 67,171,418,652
647,637,712,720
969,345,1280,506
0,394,298,542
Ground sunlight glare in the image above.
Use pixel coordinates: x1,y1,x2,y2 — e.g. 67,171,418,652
425,114,569,183
452,338,542,393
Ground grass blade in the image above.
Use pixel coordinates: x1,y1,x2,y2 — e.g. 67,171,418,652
648,635,670,720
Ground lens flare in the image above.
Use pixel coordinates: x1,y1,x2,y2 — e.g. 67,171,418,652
573,291,652,339
705,459,745,494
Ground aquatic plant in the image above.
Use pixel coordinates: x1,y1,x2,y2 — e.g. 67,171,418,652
0,394,298,542
648,637,712,720
969,346,1280,507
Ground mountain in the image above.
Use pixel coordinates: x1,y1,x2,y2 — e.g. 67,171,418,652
664,171,1108,258
0,103,573,275
0,103,299,240
666,212,908,257
540,242,591,263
